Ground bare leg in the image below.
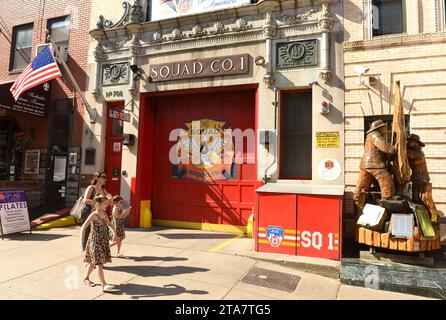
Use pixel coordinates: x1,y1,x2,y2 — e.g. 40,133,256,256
109,241,116,248
117,240,122,254
97,264,106,286
84,263,94,281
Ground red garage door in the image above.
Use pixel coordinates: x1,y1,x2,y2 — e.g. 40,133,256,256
152,89,256,230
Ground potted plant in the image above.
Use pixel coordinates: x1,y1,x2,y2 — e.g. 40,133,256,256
14,131,34,152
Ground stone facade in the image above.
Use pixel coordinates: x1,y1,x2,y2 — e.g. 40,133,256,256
343,0,446,238
84,0,345,227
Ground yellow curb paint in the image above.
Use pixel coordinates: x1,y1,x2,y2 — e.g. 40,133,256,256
152,219,246,234
209,234,243,252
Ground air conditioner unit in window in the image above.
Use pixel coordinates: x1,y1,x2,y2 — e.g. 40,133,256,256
35,43,67,62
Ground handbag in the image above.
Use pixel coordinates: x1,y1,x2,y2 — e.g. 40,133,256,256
69,195,85,219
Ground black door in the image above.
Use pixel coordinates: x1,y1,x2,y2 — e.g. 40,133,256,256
45,99,73,206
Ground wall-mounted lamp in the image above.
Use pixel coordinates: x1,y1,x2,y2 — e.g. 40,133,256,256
130,64,142,81
255,55,266,67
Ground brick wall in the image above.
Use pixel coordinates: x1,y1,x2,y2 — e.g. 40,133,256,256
343,0,446,238
0,0,91,148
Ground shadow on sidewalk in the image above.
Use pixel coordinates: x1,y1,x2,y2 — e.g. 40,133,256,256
112,283,208,299
1,232,69,242
124,256,188,262
104,265,209,277
157,233,241,240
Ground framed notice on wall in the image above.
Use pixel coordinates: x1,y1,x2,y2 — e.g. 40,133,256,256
24,150,40,174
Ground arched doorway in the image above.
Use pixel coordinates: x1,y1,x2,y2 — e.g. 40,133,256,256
0,117,21,181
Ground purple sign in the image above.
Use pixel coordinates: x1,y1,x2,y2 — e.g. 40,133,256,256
0,82,51,118
0,189,31,236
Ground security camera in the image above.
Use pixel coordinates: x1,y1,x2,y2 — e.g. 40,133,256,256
354,66,370,85
354,66,369,75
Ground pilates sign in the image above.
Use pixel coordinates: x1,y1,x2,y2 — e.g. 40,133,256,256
0,190,31,237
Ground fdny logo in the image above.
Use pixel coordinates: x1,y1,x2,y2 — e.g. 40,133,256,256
173,119,236,183
266,226,284,247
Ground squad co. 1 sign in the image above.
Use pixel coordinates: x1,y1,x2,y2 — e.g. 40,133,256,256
148,54,249,82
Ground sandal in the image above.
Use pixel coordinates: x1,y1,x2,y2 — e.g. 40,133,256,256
83,278,95,287
102,284,115,292
116,253,125,258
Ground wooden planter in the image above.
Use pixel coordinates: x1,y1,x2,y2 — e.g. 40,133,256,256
355,226,442,252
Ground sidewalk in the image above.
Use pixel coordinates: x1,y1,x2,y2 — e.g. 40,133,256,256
0,227,433,300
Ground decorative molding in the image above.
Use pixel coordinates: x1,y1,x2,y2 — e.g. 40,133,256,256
282,9,314,25
210,21,227,35
103,35,132,49
263,74,275,87
233,18,251,32
153,32,164,43
277,40,318,68
129,0,144,23
102,62,130,86
190,25,206,38
128,87,137,97
129,34,142,56
170,28,184,41
262,13,277,38
319,70,332,83
94,42,107,61
344,32,446,50
96,2,131,30
318,0,334,32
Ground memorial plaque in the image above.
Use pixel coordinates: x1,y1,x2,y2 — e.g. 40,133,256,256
277,40,318,68
0,82,51,118
102,62,130,86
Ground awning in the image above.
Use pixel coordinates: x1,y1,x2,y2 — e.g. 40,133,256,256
0,81,51,118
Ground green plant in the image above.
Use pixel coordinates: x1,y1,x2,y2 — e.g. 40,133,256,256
14,131,33,152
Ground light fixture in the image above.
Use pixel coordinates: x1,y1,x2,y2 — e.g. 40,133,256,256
130,64,142,81
255,55,266,67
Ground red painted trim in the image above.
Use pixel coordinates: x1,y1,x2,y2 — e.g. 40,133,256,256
130,177,138,227
279,89,312,180
145,84,258,98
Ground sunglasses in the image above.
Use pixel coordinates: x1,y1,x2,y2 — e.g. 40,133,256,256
99,175,107,179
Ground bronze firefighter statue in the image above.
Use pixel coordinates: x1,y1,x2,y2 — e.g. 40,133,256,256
354,120,396,207
407,134,439,224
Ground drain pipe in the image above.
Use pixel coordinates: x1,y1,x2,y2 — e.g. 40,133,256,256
263,86,279,184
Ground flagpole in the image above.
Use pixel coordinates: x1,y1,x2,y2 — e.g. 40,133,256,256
46,32,97,124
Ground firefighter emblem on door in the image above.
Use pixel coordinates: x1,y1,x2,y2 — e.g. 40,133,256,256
172,119,237,183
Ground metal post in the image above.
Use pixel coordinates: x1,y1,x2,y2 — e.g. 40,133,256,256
47,34,98,124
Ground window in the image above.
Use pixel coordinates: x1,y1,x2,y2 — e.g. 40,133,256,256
48,16,70,62
372,0,405,36
10,24,33,71
280,91,312,179
364,115,410,143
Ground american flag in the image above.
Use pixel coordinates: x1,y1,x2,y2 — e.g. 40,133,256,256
10,46,62,101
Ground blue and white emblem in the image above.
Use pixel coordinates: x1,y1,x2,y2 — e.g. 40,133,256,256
266,226,284,247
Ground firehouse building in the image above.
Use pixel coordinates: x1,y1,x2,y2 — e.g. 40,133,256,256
85,0,345,259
